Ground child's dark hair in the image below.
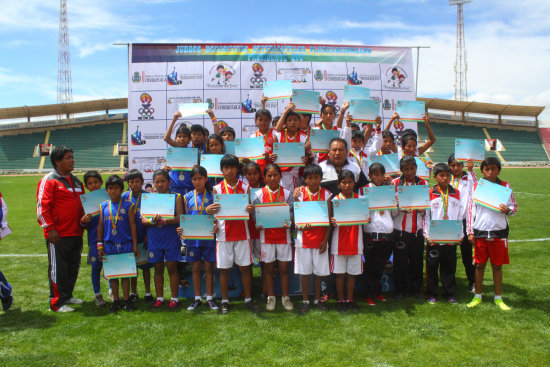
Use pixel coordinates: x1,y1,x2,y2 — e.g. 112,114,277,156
207,134,224,151
50,146,73,169
350,123,360,130
447,153,462,166
243,161,262,176
264,163,282,177
145,183,153,189
220,126,236,139
369,163,385,176
480,157,501,172
83,170,102,185
401,129,417,139
272,116,280,127
298,113,312,124
382,130,395,141
432,163,451,177
175,124,191,137
401,134,417,149
255,108,272,122
191,165,208,179
125,169,144,182
285,111,301,124
320,104,335,115
304,164,323,180
105,175,124,190
153,169,170,181
329,137,348,150
337,169,356,184
400,155,417,170
352,130,365,142
190,124,206,136
220,154,240,170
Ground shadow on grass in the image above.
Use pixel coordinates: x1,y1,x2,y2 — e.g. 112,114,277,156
0,309,57,330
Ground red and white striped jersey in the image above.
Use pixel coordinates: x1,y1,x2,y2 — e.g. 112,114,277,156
295,186,331,249
392,176,428,233
214,180,250,242
252,186,293,244
330,194,363,255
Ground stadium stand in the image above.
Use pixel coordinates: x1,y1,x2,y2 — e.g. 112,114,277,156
0,131,47,169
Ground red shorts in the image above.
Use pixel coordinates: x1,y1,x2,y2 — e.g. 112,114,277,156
474,238,509,266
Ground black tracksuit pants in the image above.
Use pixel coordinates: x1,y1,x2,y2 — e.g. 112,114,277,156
46,236,83,310
364,238,392,299
392,230,424,293
426,244,457,298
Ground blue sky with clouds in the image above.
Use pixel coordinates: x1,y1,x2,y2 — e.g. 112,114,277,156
1,0,549,122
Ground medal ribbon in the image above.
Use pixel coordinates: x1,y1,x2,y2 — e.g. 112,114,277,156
222,179,234,194
194,190,205,214
451,175,458,189
109,200,122,232
130,192,142,211
306,187,319,201
284,129,298,143
268,186,283,203
350,150,363,167
437,186,449,218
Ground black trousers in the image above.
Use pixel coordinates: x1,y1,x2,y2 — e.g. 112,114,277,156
459,219,475,285
392,230,424,293
426,244,457,298
364,239,392,299
46,236,83,310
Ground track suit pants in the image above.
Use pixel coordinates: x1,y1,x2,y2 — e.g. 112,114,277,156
46,236,83,310
426,244,457,298
392,230,424,293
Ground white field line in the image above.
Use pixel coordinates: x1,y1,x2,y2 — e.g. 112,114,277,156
515,192,550,197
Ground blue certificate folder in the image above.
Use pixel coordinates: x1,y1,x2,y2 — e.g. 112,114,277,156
429,220,463,244
368,153,400,175
472,178,512,212
254,203,291,229
200,154,223,177
292,90,320,114
141,193,176,219
309,129,339,153
224,141,235,155
235,136,265,160
180,215,215,240
273,142,305,167
166,147,198,171
80,189,109,216
103,253,138,280
179,103,209,118
415,157,430,179
362,185,397,210
214,194,249,220
333,198,370,225
135,242,148,266
344,85,370,101
455,138,485,163
396,100,425,122
348,99,379,123
397,185,430,210
263,80,292,100
294,201,329,227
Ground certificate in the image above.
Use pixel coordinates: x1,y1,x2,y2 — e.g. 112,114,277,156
396,100,425,122
455,138,485,163
214,194,249,220
397,185,430,210
344,85,370,101
368,153,400,175
180,215,215,240
472,178,512,212
263,80,292,100
224,140,236,155
273,142,305,167
429,220,463,244
166,147,198,171
254,203,291,229
179,103,209,118
415,157,430,180
200,154,223,177
294,201,329,227
141,193,176,220
292,90,320,114
235,137,265,160
333,198,370,225
362,185,397,210
103,253,138,280
0,226,12,240
309,129,339,153
348,99,379,123
80,189,110,216
135,242,148,266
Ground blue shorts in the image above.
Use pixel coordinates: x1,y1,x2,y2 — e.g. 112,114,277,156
88,243,102,269
185,247,216,263
148,247,181,263
138,262,154,270
104,242,133,256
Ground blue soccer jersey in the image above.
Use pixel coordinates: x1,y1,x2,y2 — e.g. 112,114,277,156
100,199,134,244
121,190,146,243
183,190,215,248
146,192,181,250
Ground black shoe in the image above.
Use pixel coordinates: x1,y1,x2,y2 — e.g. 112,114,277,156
1,295,13,311
316,300,328,311
220,302,230,315
347,301,358,311
144,294,154,303
124,300,136,311
245,300,261,313
394,292,404,300
299,301,310,315
336,301,347,313
129,293,138,303
110,300,122,313
206,299,219,310
187,299,202,311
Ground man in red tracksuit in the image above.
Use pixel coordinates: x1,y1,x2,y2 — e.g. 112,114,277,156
36,146,85,312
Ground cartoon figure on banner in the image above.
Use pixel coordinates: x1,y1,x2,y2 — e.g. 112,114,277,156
131,126,146,145
386,66,408,89
347,66,362,85
138,93,154,120
241,94,257,113
249,63,267,89
167,67,182,86
224,70,234,85
211,64,225,85
325,91,341,115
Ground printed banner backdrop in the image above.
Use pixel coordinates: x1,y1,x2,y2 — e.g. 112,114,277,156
128,43,416,181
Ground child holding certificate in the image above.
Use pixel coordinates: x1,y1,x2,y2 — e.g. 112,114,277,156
178,166,218,311
423,163,463,304
251,164,294,311
392,156,429,300
0,191,13,312
359,163,394,306
205,134,225,187
122,169,153,304
294,164,331,314
163,112,194,196
142,170,184,311
97,175,139,312
220,126,236,142
397,114,436,158
206,155,260,314
250,108,275,177
329,170,366,312
313,103,351,163
467,157,517,310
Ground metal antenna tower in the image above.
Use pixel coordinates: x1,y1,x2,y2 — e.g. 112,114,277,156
449,0,470,101
57,0,72,114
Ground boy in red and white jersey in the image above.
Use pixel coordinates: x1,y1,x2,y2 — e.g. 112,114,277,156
250,108,275,177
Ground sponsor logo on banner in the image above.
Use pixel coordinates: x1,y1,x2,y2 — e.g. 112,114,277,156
314,70,323,81
385,66,410,90
206,98,214,110
134,71,166,84
277,67,311,83
131,126,146,145
348,65,380,85
130,125,164,146
206,64,238,88
131,156,166,174
315,69,347,82
325,91,341,114
249,63,267,89
131,72,142,83
241,94,257,113
167,66,203,86
167,95,203,105
209,97,241,111
138,93,155,120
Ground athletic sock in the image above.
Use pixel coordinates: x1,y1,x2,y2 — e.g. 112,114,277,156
494,295,502,300
244,298,252,303
157,297,164,302
222,299,229,304
313,299,319,305
474,293,482,299
144,292,152,297
171,297,179,302
206,295,213,301
195,296,201,301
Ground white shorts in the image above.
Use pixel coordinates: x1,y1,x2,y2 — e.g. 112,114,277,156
330,254,363,275
216,240,252,269
260,243,292,263
294,247,329,276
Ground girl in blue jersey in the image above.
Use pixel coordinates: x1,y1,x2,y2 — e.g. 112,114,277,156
142,169,184,311
205,134,225,187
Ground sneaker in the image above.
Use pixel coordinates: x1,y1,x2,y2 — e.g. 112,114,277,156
266,296,276,311
220,302,230,314
365,298,376,306
144,294,154,304
110,300,122,313
187,299,203,311
347,301,358,311
375,294,387,302
152,299,165,311
206,299,219,310
66,297,83,305
108,289,114,301
467,297,482,308
50,305,74,312
281,296,294,311
316,300,328,311
168,300,180,311
299,301,310,315
1,295,13,312
124,300,136,311
428,297,437,304
94,294,106,308
448,296,458,304
336,301,347,313
494,298,511,311
129,293,138,303
245,300,261,313
469,283,476,293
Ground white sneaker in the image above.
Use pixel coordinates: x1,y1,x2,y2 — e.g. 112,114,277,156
108,289,114,301
66,297,83,305
282,296,294,311
51,305,74,312
266,296,276,311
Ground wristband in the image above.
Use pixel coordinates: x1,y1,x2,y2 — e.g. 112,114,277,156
97,242,104,250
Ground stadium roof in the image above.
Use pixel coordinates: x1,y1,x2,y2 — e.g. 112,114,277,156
418,97,545,118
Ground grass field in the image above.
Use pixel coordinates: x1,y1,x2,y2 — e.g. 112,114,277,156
0,169,549,366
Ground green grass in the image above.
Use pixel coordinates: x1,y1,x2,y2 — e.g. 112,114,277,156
1,169,550,366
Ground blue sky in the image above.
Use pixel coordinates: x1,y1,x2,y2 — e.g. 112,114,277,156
1,0,549,122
